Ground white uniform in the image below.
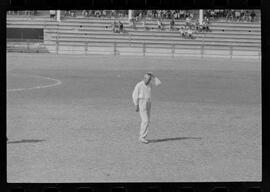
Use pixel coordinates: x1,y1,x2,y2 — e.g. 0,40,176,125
132,77,161,139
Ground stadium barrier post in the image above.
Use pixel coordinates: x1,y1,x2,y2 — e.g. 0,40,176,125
114,41,117,56
258,47,261,60
85,42,88,55
201,33,205,58
27,39,30,53
230,43,233,59
171,44,175,57
201,43,204,59
143,42,146,56
56,24,59,54
56,42,59,54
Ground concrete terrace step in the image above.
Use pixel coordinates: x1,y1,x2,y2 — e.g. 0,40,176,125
8,23,261,35
7,16,261,26
54,20,261,30
7,21,261,32
57,17,261,26
45,30,261,40
8,24,260,37
7,18,261,29
43,24,261,33
44,27,260,36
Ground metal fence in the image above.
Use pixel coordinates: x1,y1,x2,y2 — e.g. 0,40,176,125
7,39,261,60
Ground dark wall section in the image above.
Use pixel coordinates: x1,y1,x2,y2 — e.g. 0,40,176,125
7,28,44,41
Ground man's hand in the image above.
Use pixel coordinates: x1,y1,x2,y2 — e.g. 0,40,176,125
135,105,139,112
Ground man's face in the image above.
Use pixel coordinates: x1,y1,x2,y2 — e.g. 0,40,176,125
144,74,152,85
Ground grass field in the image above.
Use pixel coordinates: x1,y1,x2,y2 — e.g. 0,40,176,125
7,53,261,182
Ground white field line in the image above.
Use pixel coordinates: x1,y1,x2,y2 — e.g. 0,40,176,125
7,74,62,92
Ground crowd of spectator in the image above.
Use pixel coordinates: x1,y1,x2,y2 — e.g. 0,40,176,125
69,9,258,23
7,10,259,23
7,10,37,16
204,9,258,22
107,15,212,39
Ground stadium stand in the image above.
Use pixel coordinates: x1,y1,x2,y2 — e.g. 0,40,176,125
6,10,261,58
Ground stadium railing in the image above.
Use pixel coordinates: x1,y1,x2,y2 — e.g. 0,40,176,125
41,40,261,59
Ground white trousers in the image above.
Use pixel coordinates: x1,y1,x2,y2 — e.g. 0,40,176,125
139,99,151,139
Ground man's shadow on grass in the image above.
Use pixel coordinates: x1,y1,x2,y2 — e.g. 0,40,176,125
7,139,46,144
148,137,202,143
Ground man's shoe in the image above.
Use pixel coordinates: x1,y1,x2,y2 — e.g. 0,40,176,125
139,137,149,144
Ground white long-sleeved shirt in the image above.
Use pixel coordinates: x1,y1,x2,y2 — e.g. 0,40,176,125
132,77,161,106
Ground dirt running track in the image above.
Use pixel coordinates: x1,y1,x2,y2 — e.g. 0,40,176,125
7,53,261,182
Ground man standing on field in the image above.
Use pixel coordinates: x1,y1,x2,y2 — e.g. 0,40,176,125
132,72,161,144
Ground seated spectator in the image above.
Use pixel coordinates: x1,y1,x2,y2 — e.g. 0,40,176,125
250,10,256,22
157,10,162,19
172,10,178,20
147,10,152,18
195,20,202,32
119,21,124,33
185,16,191,28
226,9,234,22
95,10,101,18
142,19,148,30
112,20,118,33
129,18,136,30
214,9,220,19
102,10,107,18
235,10,241,22
25,10,31,15
179,10,185,20
202,17,210,31
157,18,164,30
82,10,89,17
190,12,194,19
179,26,185,38
240,10,245,21
138,12,143,21
110,10,116,18
66,10,76,17
135,15,139,22
187,28,194,39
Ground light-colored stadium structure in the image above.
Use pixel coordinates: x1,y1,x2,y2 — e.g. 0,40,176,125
7,10,261,59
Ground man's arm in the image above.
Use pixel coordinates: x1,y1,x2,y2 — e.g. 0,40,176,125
151,75,162,86
132,84,140,111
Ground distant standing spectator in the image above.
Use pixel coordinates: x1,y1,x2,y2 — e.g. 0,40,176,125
170,18,175,31
202,17,210,31
112,20,117,33
119,21,124,33
129,18,136,30
50,10,56,18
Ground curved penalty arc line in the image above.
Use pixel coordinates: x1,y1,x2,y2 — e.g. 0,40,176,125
7,74,62,92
